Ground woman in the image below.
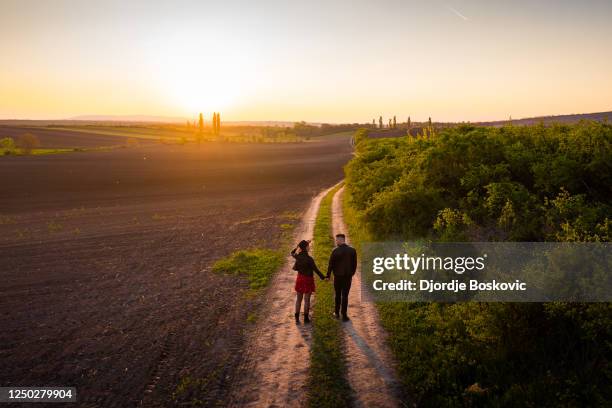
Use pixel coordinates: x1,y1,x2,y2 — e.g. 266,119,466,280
291,240,325,323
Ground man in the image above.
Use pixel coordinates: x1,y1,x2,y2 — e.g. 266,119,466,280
326,233,357,321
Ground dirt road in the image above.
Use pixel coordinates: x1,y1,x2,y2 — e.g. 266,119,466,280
227,183,341,408
228,184,403,408
331,186,403,408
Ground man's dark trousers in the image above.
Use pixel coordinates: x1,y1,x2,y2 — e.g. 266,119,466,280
334,275,352,316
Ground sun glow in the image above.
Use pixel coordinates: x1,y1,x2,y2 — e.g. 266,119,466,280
149,34,250,115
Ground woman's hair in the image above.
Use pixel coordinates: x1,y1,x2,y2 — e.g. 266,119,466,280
298,240,309,251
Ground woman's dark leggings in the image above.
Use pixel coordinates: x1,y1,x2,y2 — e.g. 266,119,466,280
295,292,311,315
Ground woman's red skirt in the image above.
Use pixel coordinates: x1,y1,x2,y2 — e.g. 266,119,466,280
295,274,316,293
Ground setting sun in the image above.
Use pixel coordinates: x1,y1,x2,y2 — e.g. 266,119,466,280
150,38,248,114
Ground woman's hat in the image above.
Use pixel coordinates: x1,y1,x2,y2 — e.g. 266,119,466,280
298,240,310,250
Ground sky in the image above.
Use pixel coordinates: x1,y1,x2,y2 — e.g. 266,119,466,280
1,0,611,123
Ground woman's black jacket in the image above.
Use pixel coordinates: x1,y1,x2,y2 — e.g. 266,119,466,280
291,249,325,280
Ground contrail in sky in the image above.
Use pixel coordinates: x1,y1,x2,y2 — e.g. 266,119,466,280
447,5,469,20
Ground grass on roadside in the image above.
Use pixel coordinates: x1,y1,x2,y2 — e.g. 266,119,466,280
211,248,284,291
2,148,74,156
307,184,352,408
2,146,121,157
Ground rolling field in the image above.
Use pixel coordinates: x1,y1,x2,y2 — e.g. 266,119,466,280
0,126,153,148
0,135,353,407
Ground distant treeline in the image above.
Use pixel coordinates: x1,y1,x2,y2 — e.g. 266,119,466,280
477,110,612,127
344,122,611,406
292,121,369,137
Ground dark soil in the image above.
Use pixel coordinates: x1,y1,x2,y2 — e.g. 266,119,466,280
0,126,141,148
0,137,352,407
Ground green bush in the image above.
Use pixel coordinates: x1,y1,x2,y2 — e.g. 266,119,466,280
346,122,611,242
353,128,369,145
343,122,612,406
1,137,15,155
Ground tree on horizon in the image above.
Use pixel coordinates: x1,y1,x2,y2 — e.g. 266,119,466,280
198,113,204,132
17,133,40,155
212,112,221,135
427,116,435,138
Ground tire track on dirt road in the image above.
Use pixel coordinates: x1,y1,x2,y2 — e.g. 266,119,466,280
331,186,404,408
228,183,341,408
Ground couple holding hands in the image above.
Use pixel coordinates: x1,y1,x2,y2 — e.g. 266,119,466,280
290,234,357,323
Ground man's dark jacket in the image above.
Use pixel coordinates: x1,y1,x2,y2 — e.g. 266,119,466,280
326,243,357,278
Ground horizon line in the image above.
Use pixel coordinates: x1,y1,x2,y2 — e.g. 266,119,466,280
1,109,611,125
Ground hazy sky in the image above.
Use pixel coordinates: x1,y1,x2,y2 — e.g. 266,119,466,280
1,0,611,122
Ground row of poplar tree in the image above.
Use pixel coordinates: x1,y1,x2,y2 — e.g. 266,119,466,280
372,116,433,130
187,112,221,135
